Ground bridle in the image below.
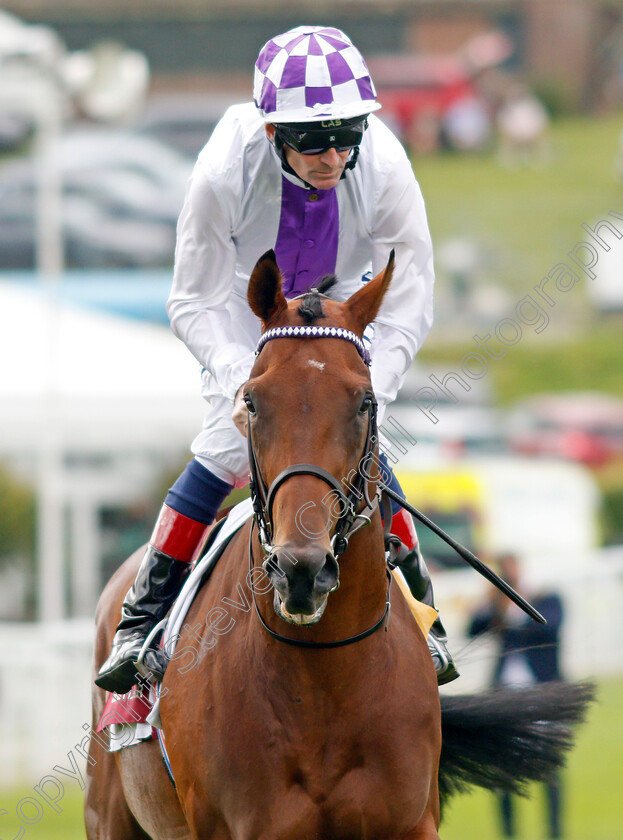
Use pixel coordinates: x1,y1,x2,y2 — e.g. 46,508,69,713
249,325,378,558
246,323,392,648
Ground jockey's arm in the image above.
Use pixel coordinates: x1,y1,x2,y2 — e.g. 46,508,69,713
167,160,255,402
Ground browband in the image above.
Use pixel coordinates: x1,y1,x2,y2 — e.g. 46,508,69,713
255,325,371,366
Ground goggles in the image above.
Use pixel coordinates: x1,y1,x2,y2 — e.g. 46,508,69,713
274,117,368,156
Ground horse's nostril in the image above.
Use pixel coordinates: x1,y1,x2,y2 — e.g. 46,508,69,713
315,552,339,595
267,544,339,615
262,554,281,577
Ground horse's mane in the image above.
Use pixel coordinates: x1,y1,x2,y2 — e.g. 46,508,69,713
296,275,337,324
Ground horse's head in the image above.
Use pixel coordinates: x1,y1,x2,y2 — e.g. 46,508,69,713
245,249,394,625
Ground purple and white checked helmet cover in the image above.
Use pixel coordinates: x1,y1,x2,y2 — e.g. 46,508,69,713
254,25,381,123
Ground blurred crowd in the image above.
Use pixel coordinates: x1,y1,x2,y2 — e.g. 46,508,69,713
398,79,550,163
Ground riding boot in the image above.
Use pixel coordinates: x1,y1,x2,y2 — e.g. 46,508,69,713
390,508,459,685
95,505,210,694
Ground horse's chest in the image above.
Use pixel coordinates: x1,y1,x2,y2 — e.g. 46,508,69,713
169,612,440,839
206,690,436,839
293,738,433,837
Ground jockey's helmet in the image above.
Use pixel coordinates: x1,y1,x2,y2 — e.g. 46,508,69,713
253,25,381,125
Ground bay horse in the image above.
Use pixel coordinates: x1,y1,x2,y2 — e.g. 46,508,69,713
86,251,593,840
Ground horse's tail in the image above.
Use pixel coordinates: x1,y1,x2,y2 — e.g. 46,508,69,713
438,680,595,809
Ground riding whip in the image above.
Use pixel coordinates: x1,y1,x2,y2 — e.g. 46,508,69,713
380,483,546,625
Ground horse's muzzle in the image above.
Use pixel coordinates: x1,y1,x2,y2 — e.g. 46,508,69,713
265,543,339,624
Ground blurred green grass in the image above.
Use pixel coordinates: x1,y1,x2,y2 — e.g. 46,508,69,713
1,676,620,840
411,111,623,404
415,111,623,298
418,320,623,404
441,676,623,840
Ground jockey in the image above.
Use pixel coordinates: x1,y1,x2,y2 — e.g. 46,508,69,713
96,25,458,694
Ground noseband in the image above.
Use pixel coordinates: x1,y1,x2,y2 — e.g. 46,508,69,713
246,323,392,649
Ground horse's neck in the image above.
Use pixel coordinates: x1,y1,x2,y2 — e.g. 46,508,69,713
331,520,389,618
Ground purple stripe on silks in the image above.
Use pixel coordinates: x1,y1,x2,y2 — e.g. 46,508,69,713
260,78,278,113
324,35,350,51
280,55,307,89
326,51,355,85
305,86,333,108
308,34,323,56
356,76,375,100
256,41,281,74
274,176,339,299
284,33,307,54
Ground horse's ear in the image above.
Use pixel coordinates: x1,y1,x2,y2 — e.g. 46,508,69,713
248,249,288,327
346,250,395,333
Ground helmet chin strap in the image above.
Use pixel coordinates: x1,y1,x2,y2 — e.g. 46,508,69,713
272,132,360,189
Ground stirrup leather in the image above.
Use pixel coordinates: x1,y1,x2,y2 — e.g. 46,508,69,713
135,617,169,682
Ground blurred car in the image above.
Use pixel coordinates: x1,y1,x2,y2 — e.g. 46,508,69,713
369,53,479,146
0,128,192,268
395,456,600,572
367,31,512,150
385,366,508,458
133,92,240,159
0,188,175,269
387,402,508,461
507,392,623,467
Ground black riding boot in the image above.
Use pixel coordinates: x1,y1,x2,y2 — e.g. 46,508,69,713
95,548,192,694
96,503,211,694
391,538,459,685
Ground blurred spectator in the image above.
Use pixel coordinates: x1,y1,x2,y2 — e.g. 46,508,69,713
496,84,550,166
406,106,442,156
468,553,565,838
440,95,491,153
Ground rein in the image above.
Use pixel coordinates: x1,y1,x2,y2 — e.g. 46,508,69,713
247,420,379,559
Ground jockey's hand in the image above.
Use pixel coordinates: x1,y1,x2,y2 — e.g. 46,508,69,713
232,386,249,438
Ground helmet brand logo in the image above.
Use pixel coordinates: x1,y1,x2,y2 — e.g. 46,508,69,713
321,120,342,128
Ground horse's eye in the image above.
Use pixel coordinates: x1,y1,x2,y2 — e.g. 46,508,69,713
359,395,372,415
244,395,257,415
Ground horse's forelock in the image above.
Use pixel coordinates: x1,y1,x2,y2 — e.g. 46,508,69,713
296,280,335,324
316,274,337,296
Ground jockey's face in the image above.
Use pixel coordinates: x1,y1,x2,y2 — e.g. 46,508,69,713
266,125,350,190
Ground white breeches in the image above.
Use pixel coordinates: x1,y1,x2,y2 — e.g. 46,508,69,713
191,392,250,489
